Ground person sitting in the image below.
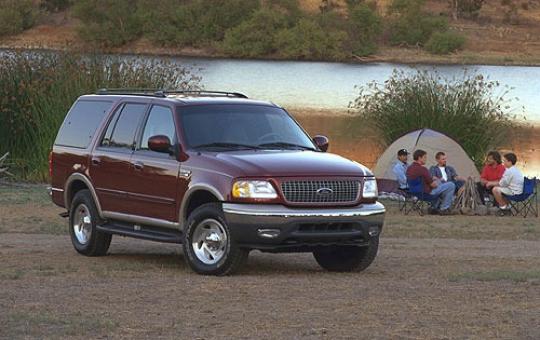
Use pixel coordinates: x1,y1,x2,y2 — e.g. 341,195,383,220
392,148,409,190
407,149,455,215
477,151,506,205
429,152,466,193
486,152,524,212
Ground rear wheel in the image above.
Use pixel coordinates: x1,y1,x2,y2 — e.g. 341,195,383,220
69,190,111,256
313,236,379,272
183,203,248,275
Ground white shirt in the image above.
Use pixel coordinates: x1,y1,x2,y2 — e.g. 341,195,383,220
438,166,448,182
499,166,524,195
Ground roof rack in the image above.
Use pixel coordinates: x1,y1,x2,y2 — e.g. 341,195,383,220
96,88,248,99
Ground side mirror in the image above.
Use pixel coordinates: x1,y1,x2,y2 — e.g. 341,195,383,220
148,135,173,154
313,135,329,152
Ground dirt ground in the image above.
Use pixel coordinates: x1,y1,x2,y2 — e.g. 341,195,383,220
0,183,539,339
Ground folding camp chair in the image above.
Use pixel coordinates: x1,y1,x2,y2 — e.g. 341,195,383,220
503,177,538,218
403,177,439,216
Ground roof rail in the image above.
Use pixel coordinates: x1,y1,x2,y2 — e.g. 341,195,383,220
96,88,248,99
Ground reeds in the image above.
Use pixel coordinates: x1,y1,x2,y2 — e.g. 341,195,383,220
350,69,518,168
0,50,200,181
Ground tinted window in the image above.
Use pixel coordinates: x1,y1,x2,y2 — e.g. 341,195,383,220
105,103,147,149
101,104,123,147
179,105,315,150
140,106,176,150
55,100,113,148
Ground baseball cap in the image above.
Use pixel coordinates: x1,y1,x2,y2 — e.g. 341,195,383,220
397,149,409,156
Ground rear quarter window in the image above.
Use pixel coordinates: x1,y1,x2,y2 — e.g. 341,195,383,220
54,100,113,149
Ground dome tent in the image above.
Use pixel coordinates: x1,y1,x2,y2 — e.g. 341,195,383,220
374,128,480,193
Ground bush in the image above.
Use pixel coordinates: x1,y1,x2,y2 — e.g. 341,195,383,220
350,70,516,168
41,0,72,12
73,0,142,47
425,31,466,54
387,0,449,46
275,18,348,60
0,51,200,181
221,8,290,58
348,3,382,56
0,0,37,37
448,0,484,19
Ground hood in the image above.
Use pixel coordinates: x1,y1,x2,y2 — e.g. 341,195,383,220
199,150,372,177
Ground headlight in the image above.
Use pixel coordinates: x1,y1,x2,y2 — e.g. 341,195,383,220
362,177,378,198
232,180,278,199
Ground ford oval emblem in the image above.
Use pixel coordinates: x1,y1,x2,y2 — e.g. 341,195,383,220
316,188,334,195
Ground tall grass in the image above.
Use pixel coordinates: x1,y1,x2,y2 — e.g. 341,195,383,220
349,69,518,168
0,50,200,182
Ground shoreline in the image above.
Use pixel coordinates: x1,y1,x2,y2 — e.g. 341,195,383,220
4,43,540,68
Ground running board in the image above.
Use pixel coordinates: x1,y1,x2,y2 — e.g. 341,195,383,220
97,222,183,244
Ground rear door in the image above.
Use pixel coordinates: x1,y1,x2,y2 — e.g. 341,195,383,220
90,101,148,215
127,104,180,222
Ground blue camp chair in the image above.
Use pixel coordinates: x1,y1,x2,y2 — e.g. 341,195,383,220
403,177,439,216
503,177,538,218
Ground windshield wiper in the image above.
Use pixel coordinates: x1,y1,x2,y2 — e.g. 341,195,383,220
258,142,317,151
192,142,261,150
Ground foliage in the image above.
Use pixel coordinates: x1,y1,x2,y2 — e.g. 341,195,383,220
448,0,484,19
350,70,517,168
221,7,290,58
72,0,143,47
425,31,466,54
0,51,200,181
0,0,37,37
387,0,449,46
275,18,348,60
41,0,73,12
501,0,520,24
348,3,382,56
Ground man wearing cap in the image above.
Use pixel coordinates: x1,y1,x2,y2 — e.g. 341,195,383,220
392,149,409,190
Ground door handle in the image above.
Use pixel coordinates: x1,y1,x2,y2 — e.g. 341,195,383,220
91,157,101,166
133,161,144,170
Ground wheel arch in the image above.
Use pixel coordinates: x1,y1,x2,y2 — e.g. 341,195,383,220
180,184,224,226
64,173,103,217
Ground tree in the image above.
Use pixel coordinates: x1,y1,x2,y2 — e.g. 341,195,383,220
448,0,484,20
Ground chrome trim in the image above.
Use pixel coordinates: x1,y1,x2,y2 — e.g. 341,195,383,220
179,169,192,178
64,173,103,217
222,202,386,218
51,187,64,192
102,211,181,229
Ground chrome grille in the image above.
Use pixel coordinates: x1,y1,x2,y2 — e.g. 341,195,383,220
281,180,360,204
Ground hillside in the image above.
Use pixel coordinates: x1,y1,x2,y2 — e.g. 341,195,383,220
2,0,540,65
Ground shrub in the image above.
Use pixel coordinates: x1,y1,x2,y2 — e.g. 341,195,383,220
348,3,382,56
221,8,290,58
349,70,516,168
0,0,37,37
387,0,449,46
73,0,142,47
425,31,466,54
0,51,200,181
275,18,348,60
41,0,72,12
448,0,484,19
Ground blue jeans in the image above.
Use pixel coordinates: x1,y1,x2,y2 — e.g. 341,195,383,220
430,182,455,210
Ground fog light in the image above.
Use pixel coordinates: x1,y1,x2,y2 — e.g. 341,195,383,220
258,229,280,239
368,226,380,237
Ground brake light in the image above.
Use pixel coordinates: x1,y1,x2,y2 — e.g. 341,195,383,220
48,151,53,180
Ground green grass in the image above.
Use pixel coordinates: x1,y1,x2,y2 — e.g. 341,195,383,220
0,184,50,205
449,270,540,283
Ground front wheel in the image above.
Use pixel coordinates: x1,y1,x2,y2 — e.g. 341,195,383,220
313,236,379,272
183,203,248,275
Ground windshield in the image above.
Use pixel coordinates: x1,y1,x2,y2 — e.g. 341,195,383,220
179,104,317,151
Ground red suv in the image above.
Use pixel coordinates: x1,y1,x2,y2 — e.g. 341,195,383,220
50,90,385,275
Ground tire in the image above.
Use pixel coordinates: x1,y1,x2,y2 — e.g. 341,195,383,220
183,203,248,276
313,236,379,272
69,189,112,256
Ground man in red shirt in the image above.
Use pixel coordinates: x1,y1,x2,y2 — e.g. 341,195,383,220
406,149,455,214
477,151,506,205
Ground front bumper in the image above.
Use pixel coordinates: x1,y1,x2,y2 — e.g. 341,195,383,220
223,202,385,251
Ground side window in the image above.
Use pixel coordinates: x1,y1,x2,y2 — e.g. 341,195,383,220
101,103,147,150
55,100,113,148
140,106,176,150
101,104,123,147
